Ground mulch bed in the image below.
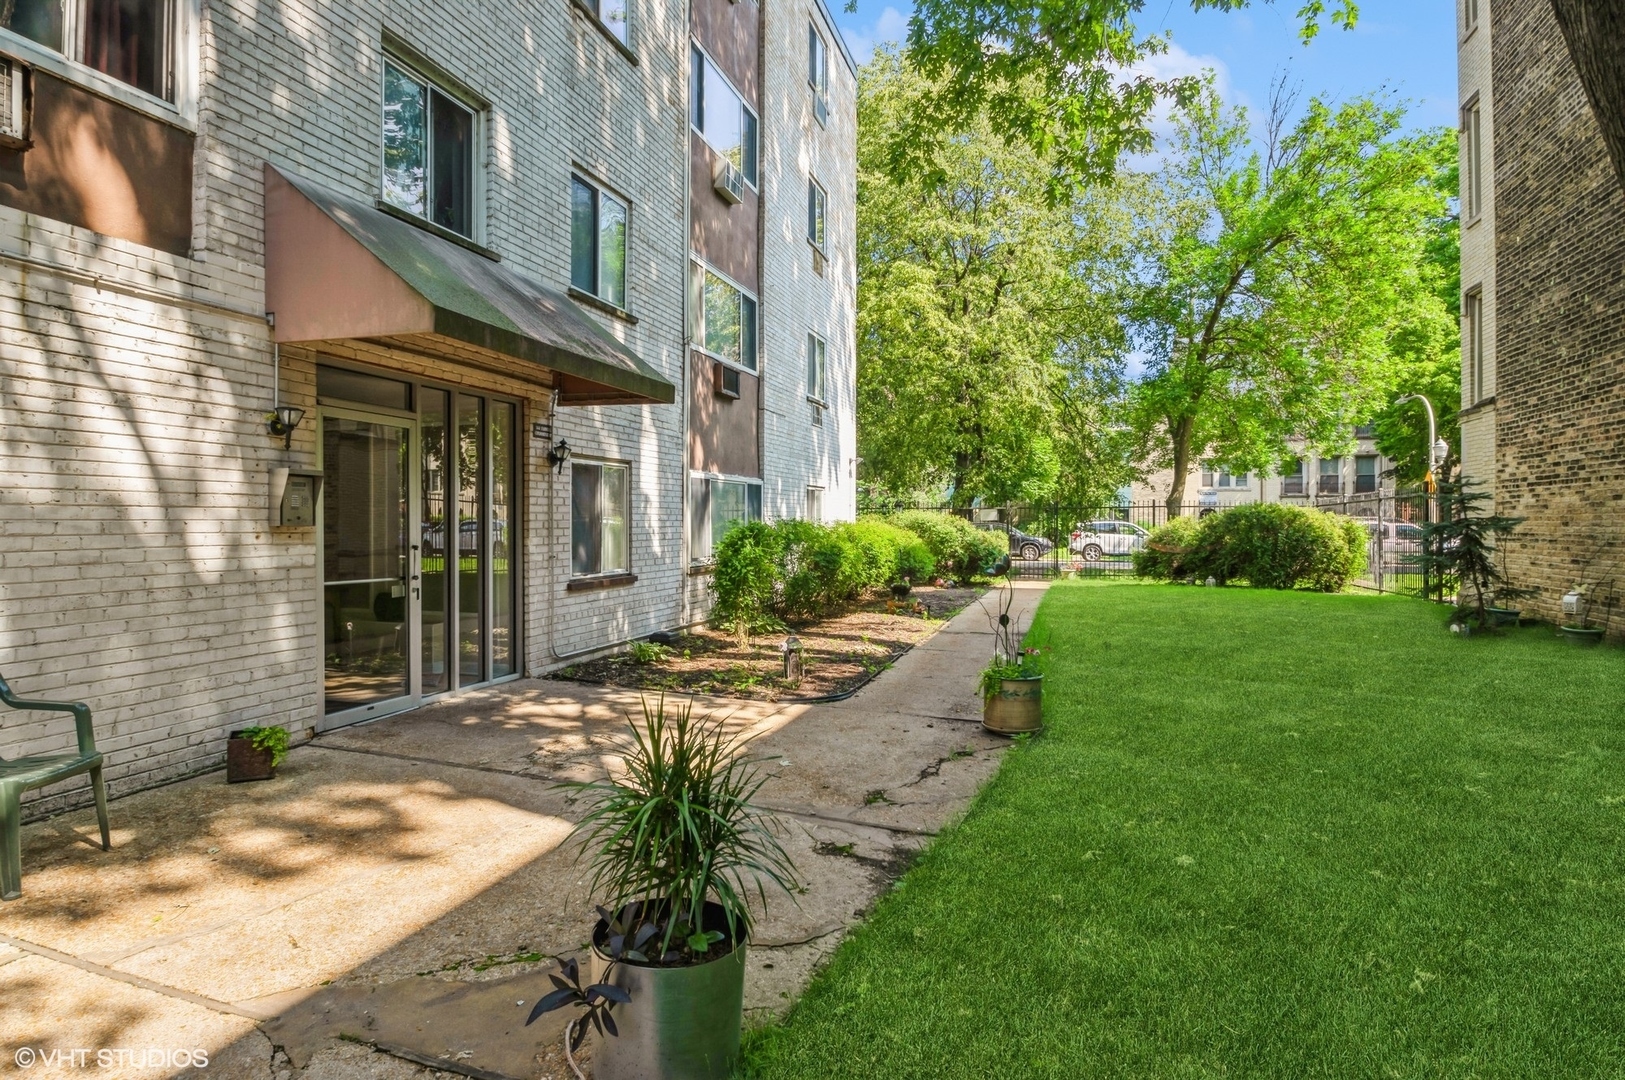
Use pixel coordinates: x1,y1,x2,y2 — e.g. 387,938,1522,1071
552,586,984,702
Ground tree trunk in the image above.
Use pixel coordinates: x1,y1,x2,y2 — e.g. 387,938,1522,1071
1164,416,1195,520
1551,0,1625,191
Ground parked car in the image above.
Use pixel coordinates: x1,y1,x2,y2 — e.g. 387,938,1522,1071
975,520,1055,560
1362,520,1425,553
422,518,509,558
1069,520,1150,560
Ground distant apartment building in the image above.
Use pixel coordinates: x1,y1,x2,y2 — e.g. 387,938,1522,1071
1456,0,1625,635
1132,432,1397,515
0,0,856,809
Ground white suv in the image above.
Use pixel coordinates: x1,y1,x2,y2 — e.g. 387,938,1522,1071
1069,520,1150,560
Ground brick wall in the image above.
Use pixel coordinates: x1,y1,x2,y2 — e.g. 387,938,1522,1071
1491,0,1625,635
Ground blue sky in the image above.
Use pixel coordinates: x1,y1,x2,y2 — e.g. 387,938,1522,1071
833,0,1457,135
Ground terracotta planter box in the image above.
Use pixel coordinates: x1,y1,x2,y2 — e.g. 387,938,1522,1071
226,731,275,783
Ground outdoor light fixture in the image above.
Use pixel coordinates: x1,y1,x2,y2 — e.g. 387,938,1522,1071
265,405,305,449
548,438,572,474
1432,438,1450,467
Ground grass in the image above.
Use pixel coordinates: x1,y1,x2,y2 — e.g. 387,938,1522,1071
743,582,1625,1079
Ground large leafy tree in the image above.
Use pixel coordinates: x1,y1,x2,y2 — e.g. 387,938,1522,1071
1123,83,1451,516
855,53,1131,507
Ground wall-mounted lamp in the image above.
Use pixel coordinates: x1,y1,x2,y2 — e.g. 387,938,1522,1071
266,405,306,450
548,438,572,474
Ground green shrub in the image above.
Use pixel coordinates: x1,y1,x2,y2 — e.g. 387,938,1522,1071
781,523,857,620
883,511,1005,578
1148,503,1366,592
1133,515,1205,580
711,521,783,632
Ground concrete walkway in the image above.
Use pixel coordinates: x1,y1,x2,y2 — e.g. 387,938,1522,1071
0,584,1046,1080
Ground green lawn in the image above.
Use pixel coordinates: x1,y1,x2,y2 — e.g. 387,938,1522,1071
744,583,1625,1079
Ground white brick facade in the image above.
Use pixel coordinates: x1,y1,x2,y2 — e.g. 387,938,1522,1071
0,0,853,813
1458,0,1497,494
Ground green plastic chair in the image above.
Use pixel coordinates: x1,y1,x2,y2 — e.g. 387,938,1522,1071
0,674,109,901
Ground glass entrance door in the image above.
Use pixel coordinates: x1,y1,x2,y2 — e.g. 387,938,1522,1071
321,413,416,719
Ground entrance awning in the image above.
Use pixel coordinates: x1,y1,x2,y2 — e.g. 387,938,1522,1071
263,165,675,407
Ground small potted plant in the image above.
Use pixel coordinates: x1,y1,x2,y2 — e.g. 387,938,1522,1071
227,725,289,783
526,696,799,1079
976,577,1045,735
1559,582,1609,645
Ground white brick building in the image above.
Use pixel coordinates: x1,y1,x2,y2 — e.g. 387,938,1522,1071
0,0,855,812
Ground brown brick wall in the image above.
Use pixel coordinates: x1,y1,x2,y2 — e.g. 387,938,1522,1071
1492,0,1625,636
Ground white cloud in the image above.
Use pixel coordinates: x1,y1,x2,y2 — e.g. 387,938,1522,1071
840,5,909,65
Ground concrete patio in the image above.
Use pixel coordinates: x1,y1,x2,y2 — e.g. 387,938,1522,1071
0,584,1044,1080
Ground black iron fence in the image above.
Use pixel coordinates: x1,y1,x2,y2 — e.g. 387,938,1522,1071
864,493,1435,593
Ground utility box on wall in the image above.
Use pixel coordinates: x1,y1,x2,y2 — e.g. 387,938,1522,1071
269,467,323,528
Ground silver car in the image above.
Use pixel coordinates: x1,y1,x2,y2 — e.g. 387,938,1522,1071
1069,520,1150,560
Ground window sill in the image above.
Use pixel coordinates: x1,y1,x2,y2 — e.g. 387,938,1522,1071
0,29,195,132
1459,395,1497,419
566,572,638,592
374,200,502,262
568,286,639,324
1463,212,1484,229
807,395,827,408
570,0,639,65
687,562,716,577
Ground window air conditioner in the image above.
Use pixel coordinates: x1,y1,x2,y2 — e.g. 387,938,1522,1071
0,57,29,148
713,157,744,205
713,360,741,399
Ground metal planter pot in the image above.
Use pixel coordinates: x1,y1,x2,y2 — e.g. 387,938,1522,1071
982,675,1043,735
591,904,746,1080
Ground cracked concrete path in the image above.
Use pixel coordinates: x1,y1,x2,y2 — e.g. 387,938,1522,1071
0,584,1046,1079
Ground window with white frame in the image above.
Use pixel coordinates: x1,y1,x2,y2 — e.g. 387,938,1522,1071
807,177,827,250
571,462,629,577
1318,457,1343,495
587,0,629,45
1200,466,1215,488
691,45,758,186
689,260,758,370
1461,97,1482,222
1282,458,1306,495
808,23,828,123
1355,454,1379,494
689,475,761,561
806,332,827,403
382,57,479,239
1462,0,1479,35
571,175,628,309
1465,286,1485,402
806,486,824,524
1216,469,1247,488
2,0,176,101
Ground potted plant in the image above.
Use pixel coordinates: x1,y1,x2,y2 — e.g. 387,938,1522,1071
976,577,1045,735
1559,582,1610,645
1423,481,1530,634
526,696,799,1079
227,725,289,783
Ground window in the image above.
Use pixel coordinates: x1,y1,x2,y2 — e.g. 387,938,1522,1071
2,0,174,100
1318,457,1343,495
1461,97,1482,222
1200,467,1215,488
1354,424,1376,438
690,475,761,561
588,0,629,44
570,176,628,309
806,332,827,403
689,260,758,370
1463,0,1479,35
1465,287,1485,402
1282,458,1306,496
382,57,477,239
807,486,823,524
691,45,758,186
808,23,829,123
571,462,629,577
807,177,827,250
1217,469,1247,488
1355,455,1379,494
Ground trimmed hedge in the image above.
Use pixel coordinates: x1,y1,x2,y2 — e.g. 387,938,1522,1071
1134,503,1368,593
712,518,937,628
877,511,1006,579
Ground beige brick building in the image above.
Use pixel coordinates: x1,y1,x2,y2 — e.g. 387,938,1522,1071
0,0,856,812
1457,0,1625,636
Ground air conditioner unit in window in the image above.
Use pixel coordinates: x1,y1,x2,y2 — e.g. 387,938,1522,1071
813,92,828,126
713,361,740,399
0,57,29,148
713,157,744,205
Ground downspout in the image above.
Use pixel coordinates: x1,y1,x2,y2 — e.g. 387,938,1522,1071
679,7,695,630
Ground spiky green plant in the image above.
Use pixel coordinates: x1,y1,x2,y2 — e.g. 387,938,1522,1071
564,696,800,965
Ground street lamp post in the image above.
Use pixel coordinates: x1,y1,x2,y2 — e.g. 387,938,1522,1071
1396,394,1450,600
